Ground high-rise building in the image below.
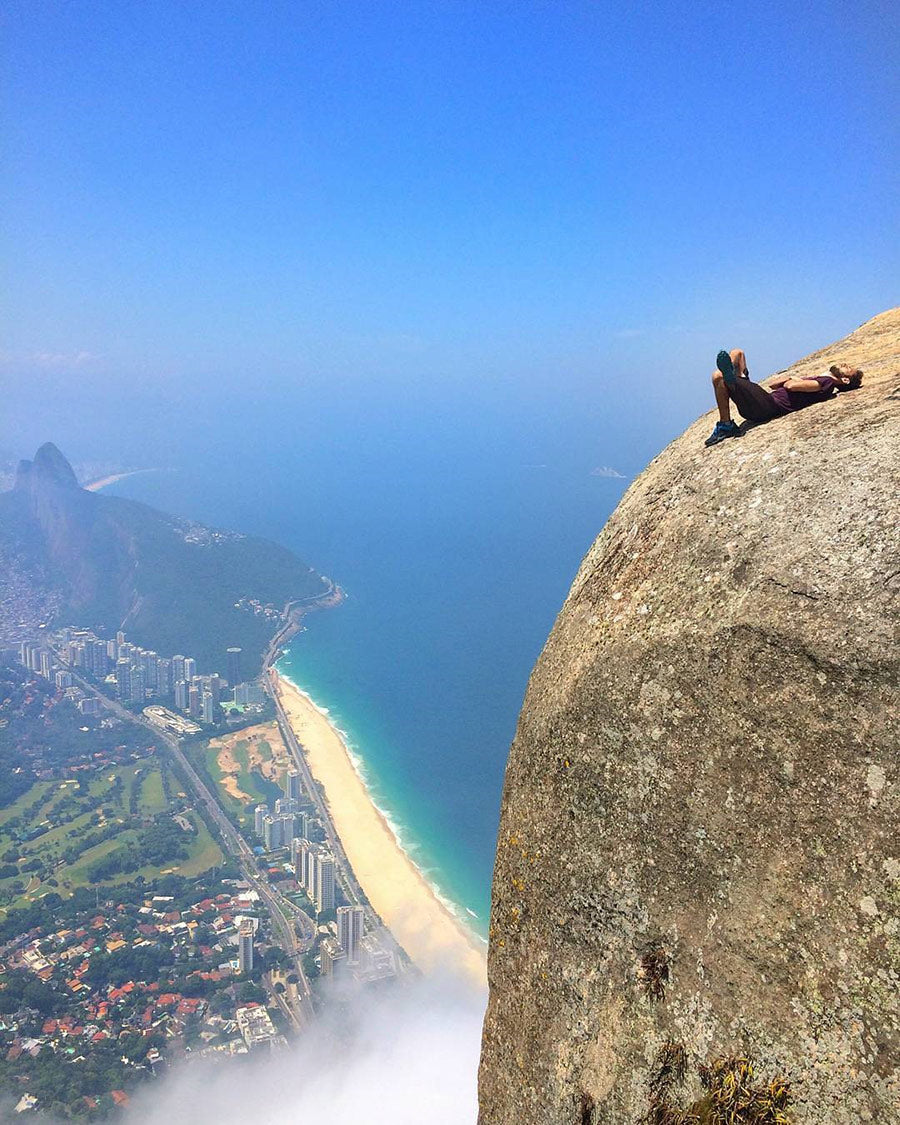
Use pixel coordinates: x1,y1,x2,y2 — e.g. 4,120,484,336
91,639,109,677
234,681,265,706
278,813,295,841
188,684,201,718
357,934,396,981
337,905,365,964
141,651,159,692
183,657,197,681
295,839,312,890
157,657,173,696
172,655,186,683
201,691,215,724
40,651,52,679
226,647,242,687
55,670,73,690
289,836,304,866
116,630,126,647
300,842,316,894
285,770,302,803
254,804,269,836
319,937,345,977
174,679,189,710
238,919,254,973
262,815,282,851
314,851,336,913
129,665,146,705
295,811,310,840
115,659,131,701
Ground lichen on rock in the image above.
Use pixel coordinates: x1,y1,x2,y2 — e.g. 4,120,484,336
478,310,900,1124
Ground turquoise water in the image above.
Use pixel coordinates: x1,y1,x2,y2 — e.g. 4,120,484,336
102,385,642,930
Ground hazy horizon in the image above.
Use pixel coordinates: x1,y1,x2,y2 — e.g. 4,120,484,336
4,1,899,460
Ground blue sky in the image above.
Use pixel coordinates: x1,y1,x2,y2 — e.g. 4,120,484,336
3,0,898,442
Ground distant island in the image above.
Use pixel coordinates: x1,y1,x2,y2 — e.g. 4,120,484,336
0,443,331,676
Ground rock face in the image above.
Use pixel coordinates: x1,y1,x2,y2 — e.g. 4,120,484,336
478,310,900,1124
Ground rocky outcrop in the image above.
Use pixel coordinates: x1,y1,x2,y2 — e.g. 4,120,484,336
479,310,900,1124
15,441,81,492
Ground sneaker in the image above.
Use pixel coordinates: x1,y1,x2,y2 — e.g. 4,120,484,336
716,349,737,388
704,420,741,447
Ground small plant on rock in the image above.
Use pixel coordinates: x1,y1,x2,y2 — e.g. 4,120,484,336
639,944,670,1003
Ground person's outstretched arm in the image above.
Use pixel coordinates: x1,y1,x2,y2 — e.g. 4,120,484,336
781,376,832,393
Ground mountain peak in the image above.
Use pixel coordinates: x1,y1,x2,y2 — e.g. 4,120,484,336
15,443,80,492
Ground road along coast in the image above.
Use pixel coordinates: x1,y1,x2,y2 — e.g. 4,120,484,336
273,671,488,989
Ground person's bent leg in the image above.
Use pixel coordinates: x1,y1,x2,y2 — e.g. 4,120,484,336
727,376,786,425
705,369,742,446
730,348,749,378
712,369,732,422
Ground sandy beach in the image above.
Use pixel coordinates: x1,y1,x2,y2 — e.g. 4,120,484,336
83,468,158,491
273,672,487,989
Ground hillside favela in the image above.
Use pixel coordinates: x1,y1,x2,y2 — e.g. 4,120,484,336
3,2,898,1124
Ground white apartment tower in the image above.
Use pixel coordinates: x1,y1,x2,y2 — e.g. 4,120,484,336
201,690,215,724
296,839,312,891
285,770,302,803
337,905,365,964
238,919,254,973
314,851,336,913
262,815,282,851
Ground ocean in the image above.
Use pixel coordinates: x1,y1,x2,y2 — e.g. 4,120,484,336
100,381,640,933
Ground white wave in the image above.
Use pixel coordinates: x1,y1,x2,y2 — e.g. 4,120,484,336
277,668,486,941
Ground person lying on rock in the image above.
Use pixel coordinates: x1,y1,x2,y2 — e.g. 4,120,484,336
705,348,863,446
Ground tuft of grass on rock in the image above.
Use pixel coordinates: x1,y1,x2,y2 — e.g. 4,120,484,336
642,1052,792,1125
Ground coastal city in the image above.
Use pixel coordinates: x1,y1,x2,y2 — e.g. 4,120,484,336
18,628,264,730
0,438,484,1120
0,619,402,1117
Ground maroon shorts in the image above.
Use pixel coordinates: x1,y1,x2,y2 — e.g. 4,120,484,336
727,378,786,424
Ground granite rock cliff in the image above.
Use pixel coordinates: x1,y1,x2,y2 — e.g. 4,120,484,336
479,310,900,1124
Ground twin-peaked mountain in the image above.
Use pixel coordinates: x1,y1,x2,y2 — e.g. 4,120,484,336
1,443,326,673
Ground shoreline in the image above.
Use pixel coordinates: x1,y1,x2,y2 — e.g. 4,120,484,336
273,669,488,989
83,468,160,492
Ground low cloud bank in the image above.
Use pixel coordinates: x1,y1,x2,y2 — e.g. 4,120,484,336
127,977,485,1125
